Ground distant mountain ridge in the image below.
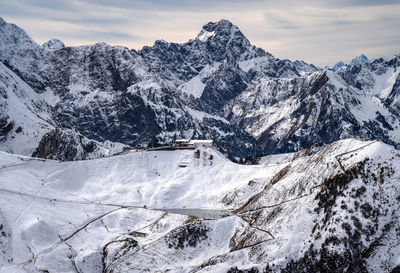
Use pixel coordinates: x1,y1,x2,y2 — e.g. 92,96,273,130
0,17,399,160
330,54,370,71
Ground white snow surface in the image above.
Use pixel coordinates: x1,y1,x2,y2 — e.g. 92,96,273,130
239,56,272,73
178,62,219,98
1,139,400,272
196,29,216,42
41,39,65,50
368,67,399,99
0,146,273,272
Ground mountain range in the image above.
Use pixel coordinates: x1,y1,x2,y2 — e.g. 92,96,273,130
1,17,399,160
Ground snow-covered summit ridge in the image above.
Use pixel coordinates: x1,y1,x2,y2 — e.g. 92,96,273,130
196,29,216,42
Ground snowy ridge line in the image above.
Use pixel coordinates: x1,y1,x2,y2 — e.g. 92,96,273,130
0,158,60,171
334,139,378,172
0,162,31,170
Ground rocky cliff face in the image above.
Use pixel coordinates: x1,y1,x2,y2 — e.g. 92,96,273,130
31,128,129,161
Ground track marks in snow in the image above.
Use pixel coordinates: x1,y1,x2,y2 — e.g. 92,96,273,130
21,207,124,269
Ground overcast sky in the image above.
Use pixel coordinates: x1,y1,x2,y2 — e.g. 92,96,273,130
1,0,399,66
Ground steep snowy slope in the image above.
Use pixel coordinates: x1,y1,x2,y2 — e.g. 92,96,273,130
0,139,399,272
0,62,53,155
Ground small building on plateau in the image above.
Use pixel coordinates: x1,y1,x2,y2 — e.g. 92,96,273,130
189,140,213,147
173,139,213,148
174,139,190,147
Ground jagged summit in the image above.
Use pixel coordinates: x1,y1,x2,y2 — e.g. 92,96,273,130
350,53,369,66
196,19,250,46
331,61,345,71
196,19,240,42
330,54,370,71
42,38,65,50
202,19,234,31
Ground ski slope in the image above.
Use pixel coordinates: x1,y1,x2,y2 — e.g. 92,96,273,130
0,146,280,272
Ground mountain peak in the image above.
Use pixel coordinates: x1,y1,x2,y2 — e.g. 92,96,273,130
42,39,65,50
350,54,369,66
202,19,234,32
331,61,346,71
192,19,264,62
196,19,241,42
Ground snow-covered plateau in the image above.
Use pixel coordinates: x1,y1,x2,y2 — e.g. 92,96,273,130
1,139,400,272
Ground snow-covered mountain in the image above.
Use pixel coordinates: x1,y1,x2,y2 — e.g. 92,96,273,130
331,54,370,72
223,66,400,153
0,17,273,160
1,16,399,161
41,39,65,50
1,138,399,272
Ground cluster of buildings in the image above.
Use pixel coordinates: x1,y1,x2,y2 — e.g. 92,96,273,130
135,139,213,151
173,139,213,148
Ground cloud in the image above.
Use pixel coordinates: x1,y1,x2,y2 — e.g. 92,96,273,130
0,0,399,66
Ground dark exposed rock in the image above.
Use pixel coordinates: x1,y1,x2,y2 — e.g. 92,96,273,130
32,128,107,160
201,59,248,110
227,266,259,273
166,222,209,249
0,117,13,141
